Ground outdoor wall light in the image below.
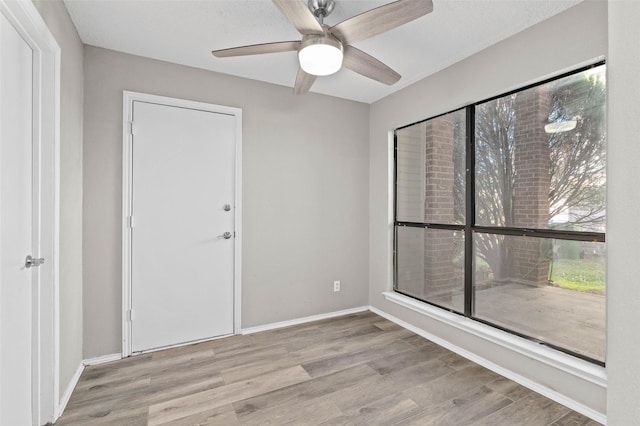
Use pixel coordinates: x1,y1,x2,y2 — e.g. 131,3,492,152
545,120,577,134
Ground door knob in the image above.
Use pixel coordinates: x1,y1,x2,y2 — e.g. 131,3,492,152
223,204,231,211
25,255,45,268
221,232,232,240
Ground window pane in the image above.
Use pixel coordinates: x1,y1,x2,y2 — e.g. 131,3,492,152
396,226,464,313
396,109,466,224
473,233,605,362
475,65,606,232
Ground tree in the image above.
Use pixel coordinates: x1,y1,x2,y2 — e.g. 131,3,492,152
469,70,606,282
548,73,606,230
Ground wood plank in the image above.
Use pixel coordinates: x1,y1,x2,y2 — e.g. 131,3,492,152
240,397,342,426
472,392,572,426
437,351,476,371
234,364,378,421
403,363,502,407
147,366,311,425
55,398,149,426
154,404,239,426
301,339,413,377
286,327,413,371
67,375,150,405
145,373,225,406
485,376,533,402
327,359,455,417
552,410,603,426
338,392,422,425
399,385,514,425
366,345,441,375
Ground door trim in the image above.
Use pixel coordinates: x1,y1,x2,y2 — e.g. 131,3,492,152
0,1,60,424
121,91,243,357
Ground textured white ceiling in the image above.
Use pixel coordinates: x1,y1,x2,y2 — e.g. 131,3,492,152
63,0,583,104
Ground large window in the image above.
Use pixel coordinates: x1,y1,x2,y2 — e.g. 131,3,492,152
394,63,606,364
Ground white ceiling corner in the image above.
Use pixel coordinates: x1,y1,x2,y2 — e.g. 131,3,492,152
63,0,583,104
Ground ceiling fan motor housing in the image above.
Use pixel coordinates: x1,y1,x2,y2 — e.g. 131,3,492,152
308,0,336,19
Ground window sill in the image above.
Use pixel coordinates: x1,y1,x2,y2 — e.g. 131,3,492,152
382,291,607,388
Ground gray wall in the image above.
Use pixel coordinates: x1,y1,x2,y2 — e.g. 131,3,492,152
37,1,640,422
32,0,84,401
82,46,370,358
369,0,607,417
606,1,640,423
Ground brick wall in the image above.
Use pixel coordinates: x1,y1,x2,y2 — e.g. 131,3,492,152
423,115,458,302
511,88,552,285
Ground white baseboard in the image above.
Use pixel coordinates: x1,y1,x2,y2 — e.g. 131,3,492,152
369,305,607,425
55,362,84,420
241,306,369,335
83,352,122,366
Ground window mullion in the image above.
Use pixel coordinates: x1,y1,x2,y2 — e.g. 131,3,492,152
464,105,475,317
393,133,398,291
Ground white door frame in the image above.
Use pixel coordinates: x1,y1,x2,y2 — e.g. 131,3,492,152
0,1,60,424
121,91,242,357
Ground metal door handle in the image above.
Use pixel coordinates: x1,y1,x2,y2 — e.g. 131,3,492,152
25,255,45,268
220,232,232,240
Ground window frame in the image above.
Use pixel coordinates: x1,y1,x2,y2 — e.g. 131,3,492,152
393,61,606,366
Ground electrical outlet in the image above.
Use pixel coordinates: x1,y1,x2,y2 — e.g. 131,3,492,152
333,280,341,292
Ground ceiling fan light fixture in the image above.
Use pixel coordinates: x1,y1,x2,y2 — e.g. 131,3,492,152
298,34,343,76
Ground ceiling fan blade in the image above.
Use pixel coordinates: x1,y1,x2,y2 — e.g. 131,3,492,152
272,0,324,36
294,67,317,94
342,46,400,86
330,0,433,45
212,41,301,58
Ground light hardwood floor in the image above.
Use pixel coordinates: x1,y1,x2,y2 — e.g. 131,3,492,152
55,311,601,425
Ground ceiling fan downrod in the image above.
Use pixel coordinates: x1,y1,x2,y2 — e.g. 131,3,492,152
308,0,335,25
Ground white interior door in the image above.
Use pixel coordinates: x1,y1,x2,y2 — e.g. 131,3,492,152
130,101,235,353
0,11,36,425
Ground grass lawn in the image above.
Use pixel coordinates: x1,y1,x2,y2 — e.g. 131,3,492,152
549,258,605,294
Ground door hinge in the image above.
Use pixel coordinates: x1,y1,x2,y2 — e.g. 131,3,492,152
127,309,132,322
127,121,135,135
127,215,134,228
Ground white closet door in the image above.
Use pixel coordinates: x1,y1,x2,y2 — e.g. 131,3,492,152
0,11,35,425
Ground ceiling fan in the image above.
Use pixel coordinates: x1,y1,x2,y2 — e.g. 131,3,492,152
211,0,434,94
